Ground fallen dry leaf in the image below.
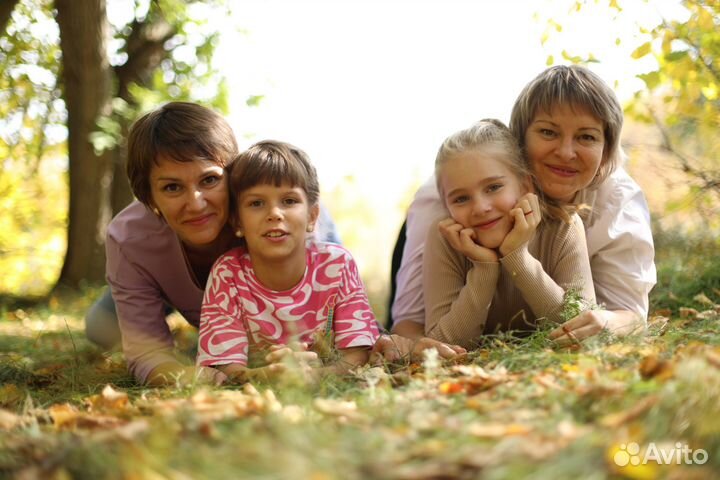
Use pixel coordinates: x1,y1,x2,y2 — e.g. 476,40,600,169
49,403,79,428
533,373,566,392
438,381,465,395
679,307,699,319
695,310,718,320
639,354,673,380
647,315,669,332
85,384,130,413
693,293,715,306
49,403,127,430
0,408,22,430
313,398,362,421
0,384,24,408
467,422,532,438
600,395,659,428
705,350,720,369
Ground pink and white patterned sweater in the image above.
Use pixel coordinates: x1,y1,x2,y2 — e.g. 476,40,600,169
197,242,380,367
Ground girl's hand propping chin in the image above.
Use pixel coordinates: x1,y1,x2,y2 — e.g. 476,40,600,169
499,193,541,257
438,218,499,263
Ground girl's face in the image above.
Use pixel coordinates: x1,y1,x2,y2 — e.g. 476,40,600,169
524,104,605,202
440,148,529,250
149,154,229,249
236,182,319,267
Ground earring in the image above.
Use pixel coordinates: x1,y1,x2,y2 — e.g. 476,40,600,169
152,207,161,217
306,224,314,233
235,229,244,238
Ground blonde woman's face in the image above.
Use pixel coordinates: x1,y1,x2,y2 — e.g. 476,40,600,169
524,104,605,202
440,149,527,250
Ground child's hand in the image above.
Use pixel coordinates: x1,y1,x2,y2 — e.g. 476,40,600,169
265,342,321,367
438,218,498,263
369,334,466,364
499,193,541,257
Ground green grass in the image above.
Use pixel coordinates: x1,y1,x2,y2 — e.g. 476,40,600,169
1,233,720,479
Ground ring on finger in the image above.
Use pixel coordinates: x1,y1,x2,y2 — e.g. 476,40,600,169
562,325,580,345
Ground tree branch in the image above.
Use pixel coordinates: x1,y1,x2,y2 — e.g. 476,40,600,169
663,18,720,85
649,107,720,195
114,16,175,100
0,0,20,36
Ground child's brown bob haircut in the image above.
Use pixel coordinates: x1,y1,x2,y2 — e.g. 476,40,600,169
228,140,320,218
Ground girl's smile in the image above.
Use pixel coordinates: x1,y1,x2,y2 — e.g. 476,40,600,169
440,148,528,250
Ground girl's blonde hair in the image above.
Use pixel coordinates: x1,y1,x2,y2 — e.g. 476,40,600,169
435,119,571,222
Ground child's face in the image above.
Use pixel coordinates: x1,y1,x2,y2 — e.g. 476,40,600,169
440,148,528,250
236,182,319,266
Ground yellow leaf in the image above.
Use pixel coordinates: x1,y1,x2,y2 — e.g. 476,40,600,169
85,384,129,413
49,403,80,428
631,42,652,59
0,384,24,408
546,55,554,66
468,422,531,437
541,31,549,46
696,6,714,31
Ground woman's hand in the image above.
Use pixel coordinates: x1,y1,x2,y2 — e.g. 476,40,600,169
438,218,498,263
549,309,644,347
499,193,541,257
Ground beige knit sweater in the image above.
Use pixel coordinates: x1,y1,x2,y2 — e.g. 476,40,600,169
423,214,595,349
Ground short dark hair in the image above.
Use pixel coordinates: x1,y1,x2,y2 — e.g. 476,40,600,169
126,101,238,206
228,140,320,219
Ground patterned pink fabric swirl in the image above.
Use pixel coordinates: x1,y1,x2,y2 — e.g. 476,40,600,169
197,242,380,366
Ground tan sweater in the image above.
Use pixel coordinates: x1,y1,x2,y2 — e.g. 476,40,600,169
423,214,595,349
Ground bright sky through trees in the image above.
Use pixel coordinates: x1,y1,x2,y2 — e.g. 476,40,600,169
217,0,685,192
215,0,687,292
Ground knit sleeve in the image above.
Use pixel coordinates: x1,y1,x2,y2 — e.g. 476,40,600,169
499,215,595,323
423,221,500,349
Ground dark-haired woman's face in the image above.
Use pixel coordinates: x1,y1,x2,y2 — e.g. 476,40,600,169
149,154,229,249
524,104,604,202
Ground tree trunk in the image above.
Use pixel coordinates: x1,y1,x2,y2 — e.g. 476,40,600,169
110,143,134,216
55,0,113,286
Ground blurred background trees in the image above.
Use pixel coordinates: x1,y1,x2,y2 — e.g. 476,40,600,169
625,0,719,219
1,0,229,295
0,0,717,305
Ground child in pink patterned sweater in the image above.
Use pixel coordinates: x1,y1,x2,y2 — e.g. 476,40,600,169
197,140,380,383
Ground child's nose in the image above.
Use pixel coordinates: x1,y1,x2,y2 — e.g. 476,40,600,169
267,205,283,220
471,196,490,215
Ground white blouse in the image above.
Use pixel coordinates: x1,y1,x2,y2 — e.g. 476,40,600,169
392,167,657,325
